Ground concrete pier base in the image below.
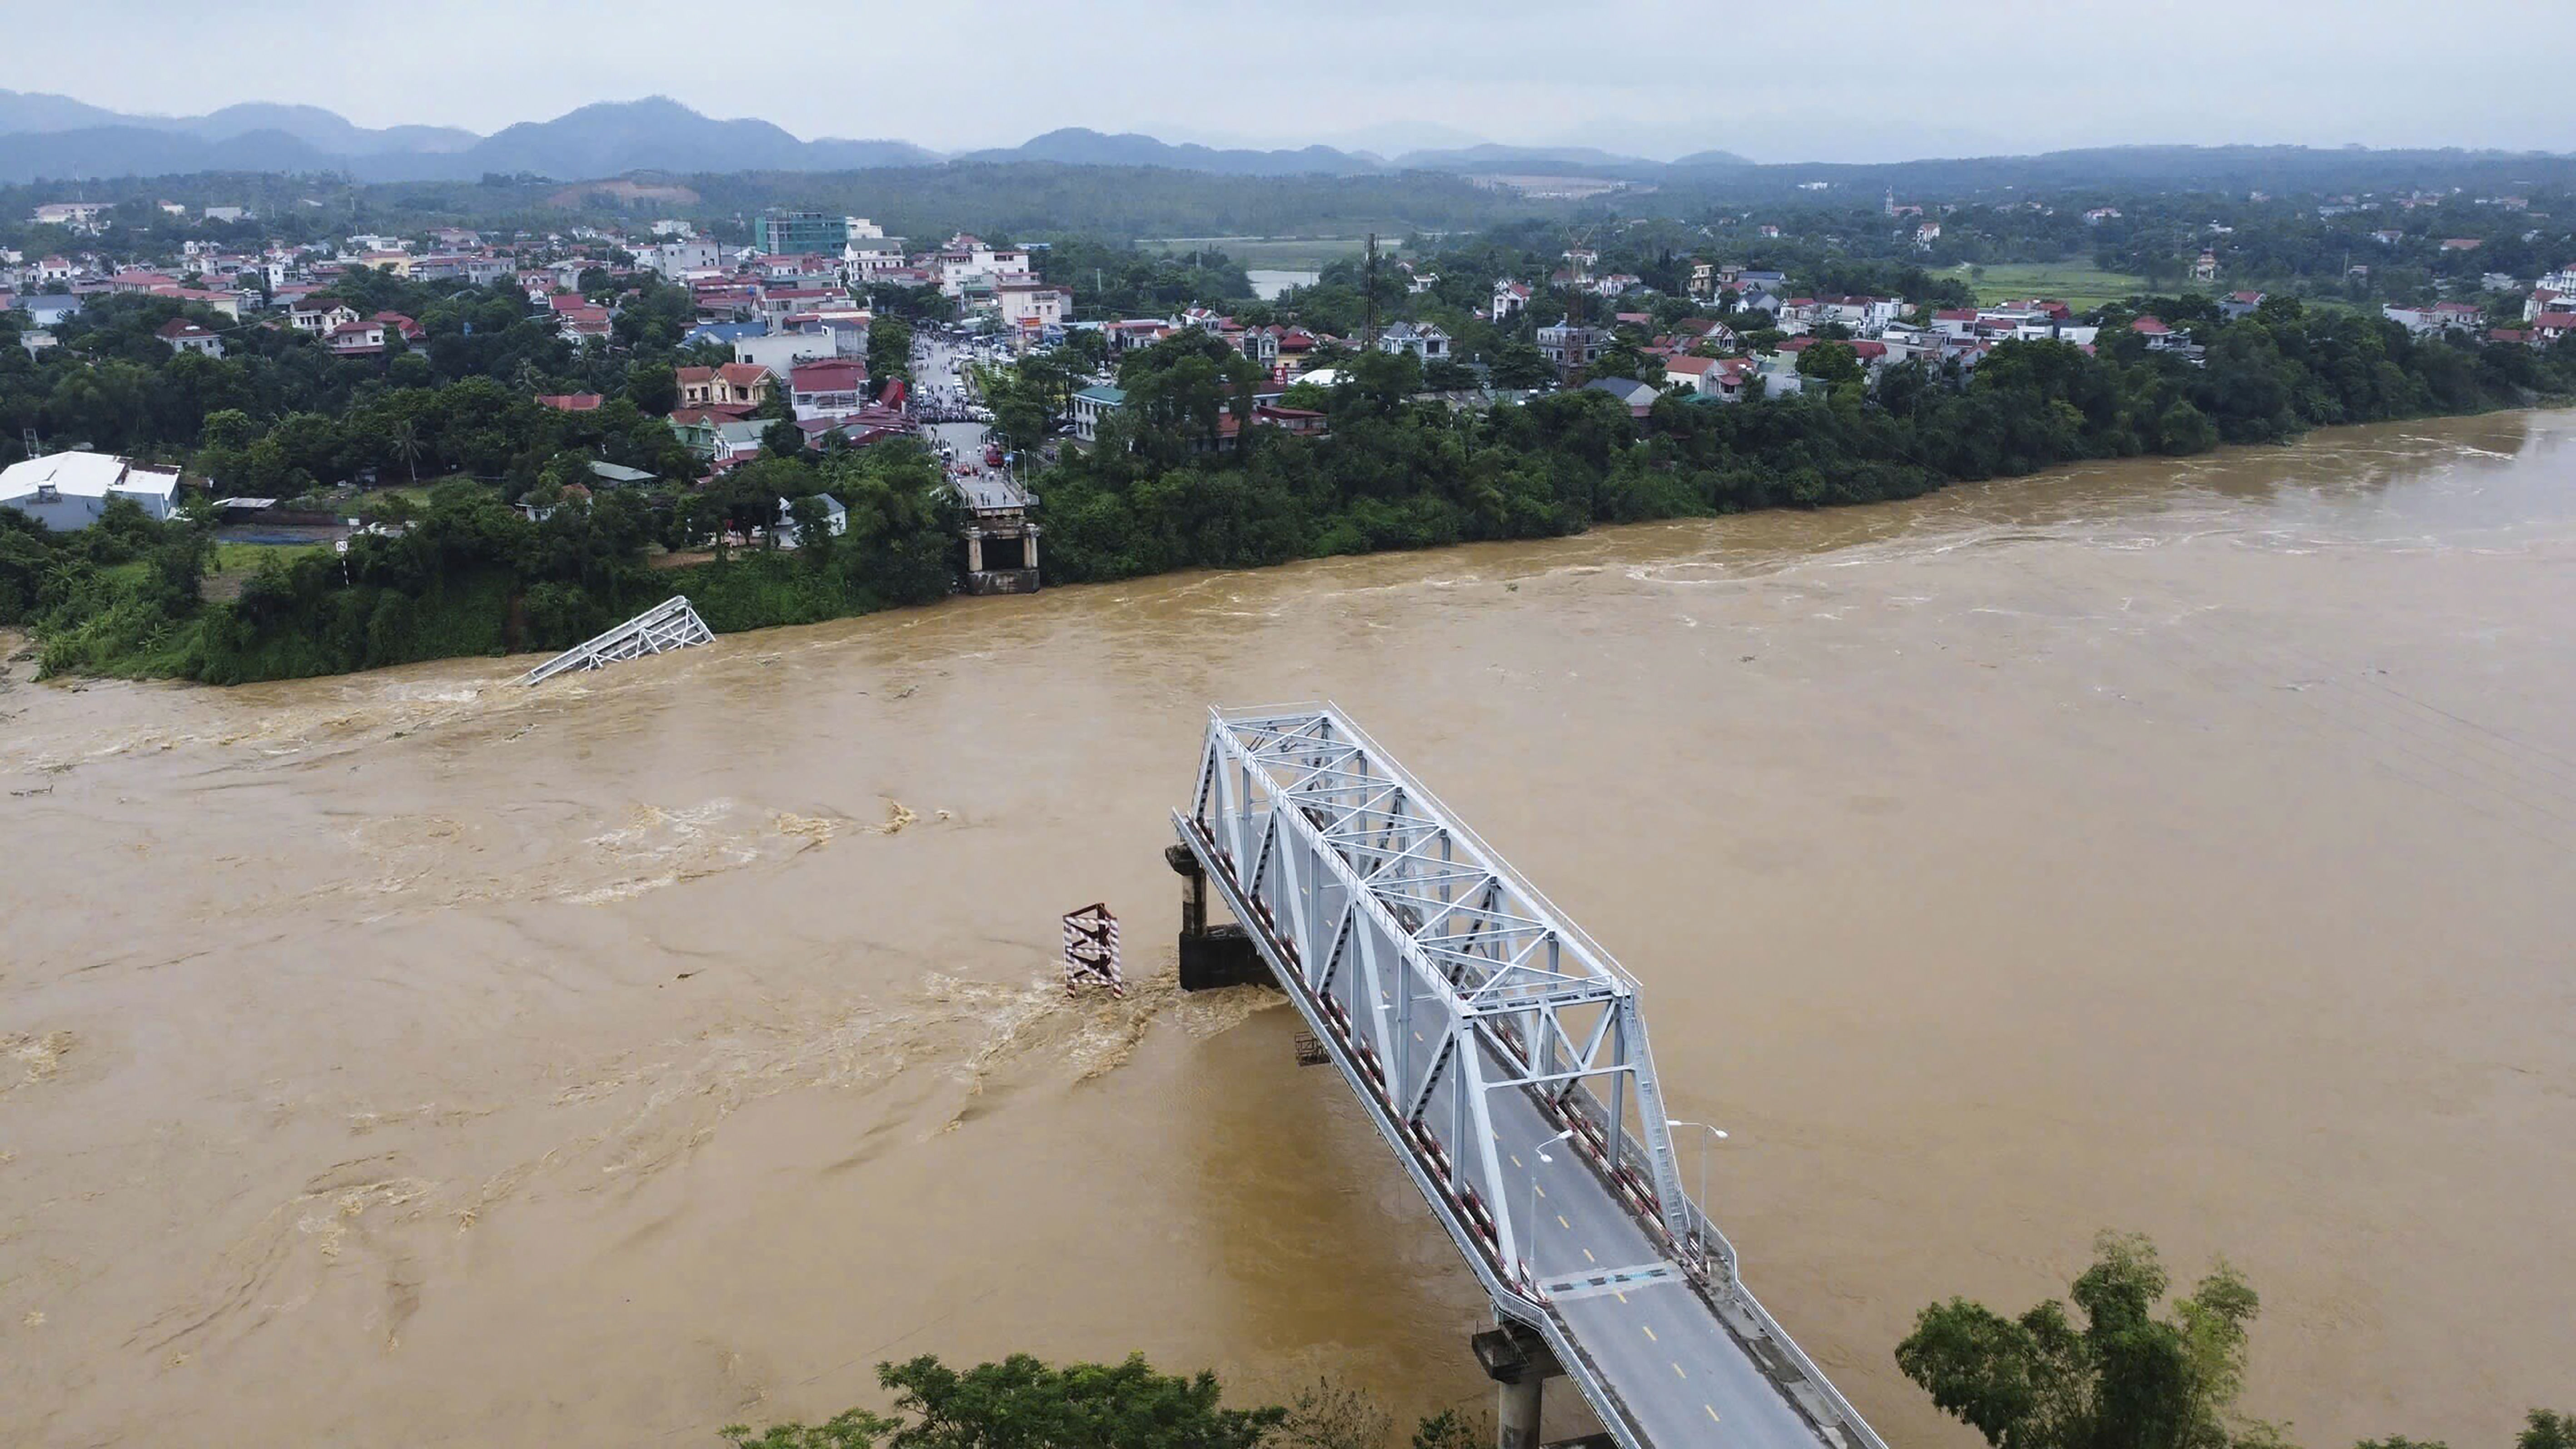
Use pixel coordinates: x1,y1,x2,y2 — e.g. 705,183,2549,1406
1165,844,1272,991
1473,1322,1566,1449
1498,1378,1543,1449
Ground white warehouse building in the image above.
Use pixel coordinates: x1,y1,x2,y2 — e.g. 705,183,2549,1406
0,451,184,530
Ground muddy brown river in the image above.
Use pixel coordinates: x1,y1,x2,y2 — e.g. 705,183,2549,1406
4,411,2572,1448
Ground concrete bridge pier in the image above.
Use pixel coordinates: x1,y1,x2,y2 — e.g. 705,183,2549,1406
1473,1322,1567,1449
1163,844,1271,991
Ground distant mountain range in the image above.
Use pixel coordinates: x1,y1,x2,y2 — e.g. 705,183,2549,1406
7,91,2557,198
0,91,1737,186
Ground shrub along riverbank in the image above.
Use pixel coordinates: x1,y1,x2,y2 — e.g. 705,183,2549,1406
5,440,957,683
5,295,2571,685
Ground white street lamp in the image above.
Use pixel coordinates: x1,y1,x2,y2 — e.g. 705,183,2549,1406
1666,1120,1729,1209
1525,1127,1574,1290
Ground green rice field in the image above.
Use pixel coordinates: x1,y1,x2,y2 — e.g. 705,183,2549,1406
1955,261,2157,309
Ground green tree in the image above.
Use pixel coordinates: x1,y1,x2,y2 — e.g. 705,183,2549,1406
1408,1409,1485,1449
1896,1232,2277,1449
722,1410,894,1449
1266,1379,1390,1449
2520,1412,2576,1449
385,416,425,483
788,495,836,568
717,1354,1505,1449
1490,340,1554,388
1589,339,1654,381
1795,341,1864,385
877,1352,1280,1449
868,317,915,389
628,361,680,414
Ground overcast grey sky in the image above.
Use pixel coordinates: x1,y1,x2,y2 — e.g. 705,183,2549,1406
7,0,2569,162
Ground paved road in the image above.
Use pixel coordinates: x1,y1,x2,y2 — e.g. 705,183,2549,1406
912,334,1011,505
1395,1013,1831,1448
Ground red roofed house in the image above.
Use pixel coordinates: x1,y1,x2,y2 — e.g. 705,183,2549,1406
290,297,359,333
1251,403,1328,439
2128,315,2197,353
327,318,387,356
148,284,241,319
1104,318,1174,354
535,393,605,413
374,311,424,342
556,304,612,344
1662,354,1726,395
788,359,869,422
1672,355,1757,401
2532,312,2576,344
678,363,771,411
155,318,224,359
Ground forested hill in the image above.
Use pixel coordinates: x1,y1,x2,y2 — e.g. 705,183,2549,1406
4,88,2573,198
1703,144,2576,200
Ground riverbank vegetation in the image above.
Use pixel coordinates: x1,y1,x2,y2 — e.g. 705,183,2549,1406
4,200,2574,686
7,291,2573,683
717,1256,2570,1449
1899,1232,2570,1449
3,441,956,682
1016,297,2576,586
718,1354,1480,1449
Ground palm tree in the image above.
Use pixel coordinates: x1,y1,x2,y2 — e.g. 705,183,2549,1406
386,417,424,483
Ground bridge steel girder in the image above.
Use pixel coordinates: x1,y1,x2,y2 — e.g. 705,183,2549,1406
1176,704,1894,1449
516,595,713,686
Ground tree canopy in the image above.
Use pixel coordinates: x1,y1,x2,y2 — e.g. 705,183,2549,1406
1897,1231,2277,1449
719,1354,1487,1449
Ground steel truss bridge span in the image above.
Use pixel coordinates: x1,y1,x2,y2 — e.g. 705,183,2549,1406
1172,705,1886,1449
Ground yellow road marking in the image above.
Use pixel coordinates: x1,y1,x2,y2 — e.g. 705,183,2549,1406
1557,1214,1570,1230
1582,1248,1596,1263
1510,1155,1522,1167
1640,1325,1657,1342
1614,1290,1627,1304
1706,1405,1722,1423
1534,1183,1546,1199
1672,1362,1687,1379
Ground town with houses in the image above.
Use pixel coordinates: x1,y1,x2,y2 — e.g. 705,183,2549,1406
5,188,2575,592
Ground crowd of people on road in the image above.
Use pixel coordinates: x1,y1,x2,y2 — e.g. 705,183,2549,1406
907,398,990,425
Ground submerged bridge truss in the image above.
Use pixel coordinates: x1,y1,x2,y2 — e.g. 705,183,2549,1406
516,595,713,687
1172,704,1886,1449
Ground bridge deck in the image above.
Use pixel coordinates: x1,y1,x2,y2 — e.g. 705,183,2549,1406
1456,1034,1839,1448
1174,702,1884,1449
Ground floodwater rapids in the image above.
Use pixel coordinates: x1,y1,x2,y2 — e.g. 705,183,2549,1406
3,410,2572,1447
